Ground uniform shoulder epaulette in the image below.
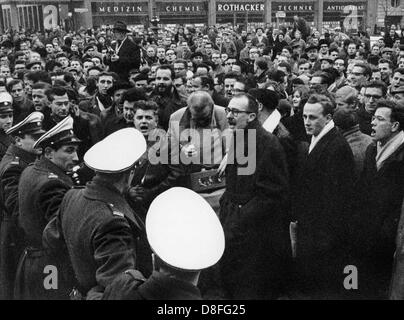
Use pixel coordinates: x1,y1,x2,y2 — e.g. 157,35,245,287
10,156,20,166
48,172,59,179
124,269,146,282
107,203,124,218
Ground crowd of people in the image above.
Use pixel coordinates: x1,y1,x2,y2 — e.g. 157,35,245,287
0,18,404,300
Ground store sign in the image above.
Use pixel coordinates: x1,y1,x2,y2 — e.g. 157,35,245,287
216,2,265,12
157,2,208,15
323,2,367,30
272,2,314,12
324,2,366,13
157,2,208,14
91,2,148,15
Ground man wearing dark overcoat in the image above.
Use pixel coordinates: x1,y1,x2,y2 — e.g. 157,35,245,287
354,99,404,299
291,94,355,299
103,21,141,82
219,93,290,299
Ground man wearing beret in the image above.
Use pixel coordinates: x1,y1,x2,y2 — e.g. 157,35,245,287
44,129,149,299
104,21,141,81
0,92,13,161
15,116,80,299
0,112,44,299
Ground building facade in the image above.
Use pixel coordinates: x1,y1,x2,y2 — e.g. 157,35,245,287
0,0,397,33
377,0,404,29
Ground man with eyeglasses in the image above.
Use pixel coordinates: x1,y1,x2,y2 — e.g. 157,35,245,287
165,49,176,64
220,93,289,299
348,62,371,91
357,80,388,135
354,99,404,299
329,58,348,92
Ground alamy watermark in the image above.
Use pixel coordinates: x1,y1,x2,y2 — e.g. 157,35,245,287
145,122,257,175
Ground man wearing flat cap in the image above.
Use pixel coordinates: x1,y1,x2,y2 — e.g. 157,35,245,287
0,112,44,299
103,187,225,300
0,92,13,161
25,60,42,72
305,44,321,73
45,128,150,300
15,116,81,299
104,21,141,82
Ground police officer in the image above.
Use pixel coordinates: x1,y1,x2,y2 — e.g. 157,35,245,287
103,187,225,300
0,92,13,161
0,112,44,299
53,128,148,299
15,116,81,299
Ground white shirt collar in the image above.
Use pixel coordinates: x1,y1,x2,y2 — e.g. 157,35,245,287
308,120,335,154
376,131,404,170
262,109,281,134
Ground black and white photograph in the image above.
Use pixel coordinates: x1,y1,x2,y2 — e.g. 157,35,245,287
0,0,403,307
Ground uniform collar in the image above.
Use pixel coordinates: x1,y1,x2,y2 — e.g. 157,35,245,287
36,157,72,182
83,176,125,204
138,271,202,300
7,144,38,164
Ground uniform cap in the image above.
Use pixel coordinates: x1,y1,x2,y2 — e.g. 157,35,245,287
33,116,80,149
146,187,225,271
0,92,13,114
84,128,146,173
6,111,45,136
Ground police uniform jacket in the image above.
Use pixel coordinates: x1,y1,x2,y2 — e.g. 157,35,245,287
16,157,74,299
103,270,202,300
60,176,146,299
18,157,73,248
0,144,37,299
0,145,37,219
0,131,12,161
